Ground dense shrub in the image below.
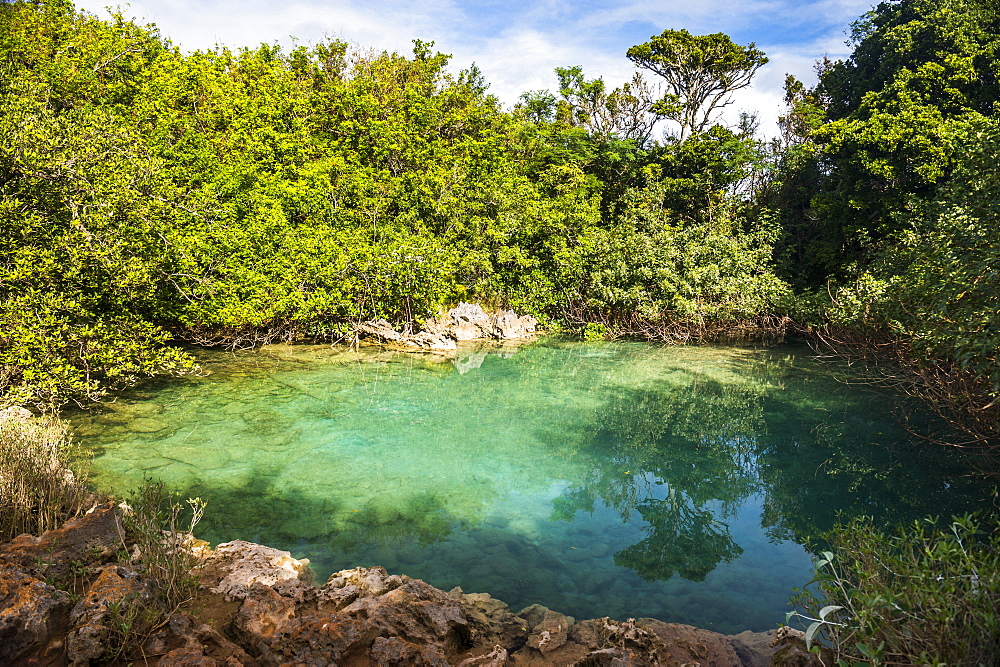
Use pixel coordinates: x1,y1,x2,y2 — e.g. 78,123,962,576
789,513,1000,665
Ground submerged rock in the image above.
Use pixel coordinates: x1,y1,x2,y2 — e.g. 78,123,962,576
1,505,777,665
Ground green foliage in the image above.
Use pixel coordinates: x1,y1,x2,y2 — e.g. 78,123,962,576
1,1,789,406
626,29,767,140
0,75,198,407
829,117,1000,402
807,0,1000,266
581,173,790,328
120,479,206,610
790,513,1000,665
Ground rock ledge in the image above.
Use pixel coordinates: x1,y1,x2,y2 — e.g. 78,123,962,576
1,505,793,665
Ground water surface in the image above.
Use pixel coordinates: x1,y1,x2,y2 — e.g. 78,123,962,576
70,339,991,634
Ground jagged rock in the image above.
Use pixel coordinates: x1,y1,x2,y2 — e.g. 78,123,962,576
0,502,122,579
1,506,777,666
428,302,538,341
66,565,162,665
490,309,538,339
458,644,510,666
770,625,829,666
0,566,71,664
526,608,572,654
197,540,313,601
358,302,537,352
356,320,458,351
148,613,253,666
510,616,752,666
222,565,468,665
731,628,778,667
460,592,530,649
0,405,32,422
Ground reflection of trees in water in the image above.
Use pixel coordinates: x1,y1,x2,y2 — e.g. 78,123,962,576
615,487,743,582
554,376,766,582
755,389,990,546
553,349,991,583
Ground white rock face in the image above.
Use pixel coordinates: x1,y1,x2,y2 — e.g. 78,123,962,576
355,302,537,351
0,406,33,422
201,540,312,600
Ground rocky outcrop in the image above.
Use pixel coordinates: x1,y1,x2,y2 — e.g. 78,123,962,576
1,506,778,665
356,302,538,352
356,319,459,352
425,302,538,342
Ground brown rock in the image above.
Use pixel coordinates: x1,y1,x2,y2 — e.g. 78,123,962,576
0,565,71,664
460,593,530,648
66,565,161,665
526,609,572,654
370,635,451,665
730,629,777,667
230,584,296,655
458,644,510,666
0,502,122,575
151,612,253,666
197,540,313,601
225,567,469,665
770,626,827,666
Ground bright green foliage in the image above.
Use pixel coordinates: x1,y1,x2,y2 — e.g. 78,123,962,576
0,78,197,407
581,170,790,327
626,30,767,141
810,0,1000,257
790,513,1000,664
829,118,1000,400
0,0,789,407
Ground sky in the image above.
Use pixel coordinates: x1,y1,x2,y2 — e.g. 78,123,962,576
71,0,876,137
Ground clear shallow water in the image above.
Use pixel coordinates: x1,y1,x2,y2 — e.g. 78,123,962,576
70,339,991,634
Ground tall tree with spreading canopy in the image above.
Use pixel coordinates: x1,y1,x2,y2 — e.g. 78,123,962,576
626,29,767,141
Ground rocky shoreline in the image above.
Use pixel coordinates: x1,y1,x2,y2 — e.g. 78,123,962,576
0,503,813,665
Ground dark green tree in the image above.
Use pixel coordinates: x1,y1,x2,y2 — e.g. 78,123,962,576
626,29,767,141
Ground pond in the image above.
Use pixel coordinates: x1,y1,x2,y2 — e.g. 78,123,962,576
69,338,992,634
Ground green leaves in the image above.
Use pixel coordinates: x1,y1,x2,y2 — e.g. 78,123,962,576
790,513,1000,664
627,29,767,140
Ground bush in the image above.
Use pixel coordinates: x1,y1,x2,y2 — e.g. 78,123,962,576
0,408,92,540
789,513,1000,665
118,480,207,611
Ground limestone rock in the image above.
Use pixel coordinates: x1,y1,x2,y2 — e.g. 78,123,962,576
357,302,537,353
0,502,122,578
525,608,572,654
197,540,313,600
356,319,458,352
510,616,757,666
0,405,32,422
429,302,538,341
770,625,829,666
461,592,530,648
0,566,71,664
1,504,776,666
227,566,469,665
149,613,253,666
67,565,162,665
458,644,510,666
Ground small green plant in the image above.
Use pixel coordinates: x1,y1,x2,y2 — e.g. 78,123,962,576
582,322,611,341
789,513,1000,665
103,593,165,663
118,479,207,611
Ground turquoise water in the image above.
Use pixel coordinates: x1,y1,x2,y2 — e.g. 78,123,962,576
70,339,991,634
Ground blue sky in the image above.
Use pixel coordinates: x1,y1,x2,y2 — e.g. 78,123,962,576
73,0,876,136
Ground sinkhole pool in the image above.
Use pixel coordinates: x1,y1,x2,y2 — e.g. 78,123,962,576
69,338,992,634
